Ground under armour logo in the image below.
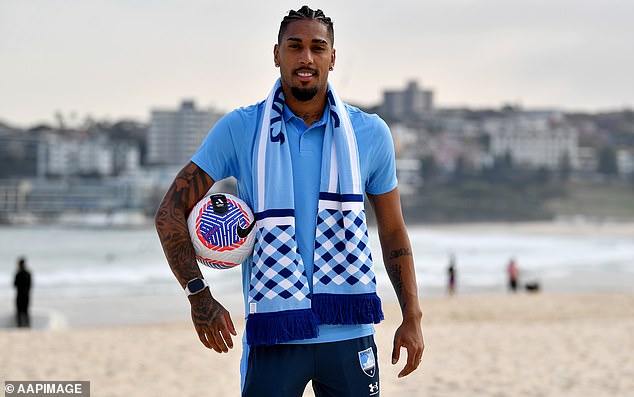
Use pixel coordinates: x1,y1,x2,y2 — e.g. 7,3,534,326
368,382,379,395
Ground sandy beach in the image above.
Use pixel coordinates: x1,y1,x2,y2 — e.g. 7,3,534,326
1,292,632,397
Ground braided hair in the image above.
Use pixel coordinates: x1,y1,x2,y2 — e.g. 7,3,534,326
278,5,334,45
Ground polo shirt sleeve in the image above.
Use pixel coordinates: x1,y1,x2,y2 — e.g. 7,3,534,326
191,110,241,182
365,116,398,195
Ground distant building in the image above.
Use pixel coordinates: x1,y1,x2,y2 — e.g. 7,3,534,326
485,114,579,170
0,126,39,178
147,100,222,166
576,147,598,174
616,149,634,177
389,124,423,194
380,80,433,121
38,133,140,177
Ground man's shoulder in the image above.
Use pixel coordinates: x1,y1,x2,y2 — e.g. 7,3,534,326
223,101,266,125
343,103,391,144
344,104,389,131
344,103,382,121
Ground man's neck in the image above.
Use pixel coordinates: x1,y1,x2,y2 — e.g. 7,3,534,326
283,87,328,127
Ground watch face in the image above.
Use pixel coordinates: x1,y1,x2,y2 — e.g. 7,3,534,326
188,279,205,293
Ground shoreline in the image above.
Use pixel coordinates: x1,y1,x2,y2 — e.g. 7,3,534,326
3,218,634,233
409,219,634,237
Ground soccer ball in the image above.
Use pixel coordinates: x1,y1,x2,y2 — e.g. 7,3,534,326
187,193,256,269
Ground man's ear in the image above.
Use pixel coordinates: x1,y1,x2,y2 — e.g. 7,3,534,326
330,48,336,70
273,44,280,67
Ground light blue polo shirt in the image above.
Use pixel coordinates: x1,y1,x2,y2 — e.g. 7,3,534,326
192,99,397,345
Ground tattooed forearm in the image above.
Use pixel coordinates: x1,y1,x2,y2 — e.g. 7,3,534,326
386,247,414,311
155,162,214,288
386,262,406,310
156,211,200,286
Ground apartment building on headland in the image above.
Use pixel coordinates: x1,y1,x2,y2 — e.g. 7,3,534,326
380,80,434,121
39,133,140,177
148,100,222,166
484,112,578,170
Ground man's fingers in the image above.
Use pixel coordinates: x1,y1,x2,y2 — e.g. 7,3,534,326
209,325,229,353
391,339,401,365
398,348,418,378
225,312,237,336
196,321,223,353
396,339,424,378
216,315,235,351
196,327,213,350
220,327,234,350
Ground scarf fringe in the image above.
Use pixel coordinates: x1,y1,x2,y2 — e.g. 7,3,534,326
246,309,319,346
312,293,384,325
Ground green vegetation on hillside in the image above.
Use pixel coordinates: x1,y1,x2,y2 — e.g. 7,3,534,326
546,182,634,219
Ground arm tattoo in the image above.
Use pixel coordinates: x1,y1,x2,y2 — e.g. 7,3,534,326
390,248,412,259
155,162,213,287
386,247,412,310
386,263,406,310
190,293,223,328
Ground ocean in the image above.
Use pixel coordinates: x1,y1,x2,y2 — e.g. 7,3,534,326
1,223,633,326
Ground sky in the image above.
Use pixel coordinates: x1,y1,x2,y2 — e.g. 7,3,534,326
1,0,633,127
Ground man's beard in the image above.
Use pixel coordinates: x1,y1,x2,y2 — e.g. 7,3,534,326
291,86,319,102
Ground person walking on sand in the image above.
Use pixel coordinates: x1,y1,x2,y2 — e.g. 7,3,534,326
155,6,424,396
507,257,519,293
14,257,32,327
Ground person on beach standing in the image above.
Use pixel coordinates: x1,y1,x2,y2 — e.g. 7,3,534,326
507,257,519,292
447,254,457,296
13,257,32,328
155,6,424,396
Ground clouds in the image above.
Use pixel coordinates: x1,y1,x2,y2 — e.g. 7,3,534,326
1,0,632,126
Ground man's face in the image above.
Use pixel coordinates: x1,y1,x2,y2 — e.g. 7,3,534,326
274,19,335,102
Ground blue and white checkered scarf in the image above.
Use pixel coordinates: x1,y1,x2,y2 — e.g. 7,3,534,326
246,79,383,346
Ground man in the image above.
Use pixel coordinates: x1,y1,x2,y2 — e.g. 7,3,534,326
14,257,32,328
156,6,424,396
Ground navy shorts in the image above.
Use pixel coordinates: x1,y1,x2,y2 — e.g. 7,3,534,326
242,335,380,397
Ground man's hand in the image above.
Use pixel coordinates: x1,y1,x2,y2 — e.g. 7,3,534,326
392,313,424,378
189,291,237,353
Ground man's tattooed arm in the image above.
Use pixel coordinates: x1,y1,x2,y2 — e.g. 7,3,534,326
368,188,424,378
155,162,213,288
367,190,422,315
155,162,237,353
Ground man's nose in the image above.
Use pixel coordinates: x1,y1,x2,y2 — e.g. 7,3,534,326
298,48,313,65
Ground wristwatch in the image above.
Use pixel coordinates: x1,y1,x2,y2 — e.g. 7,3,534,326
185,278,209,297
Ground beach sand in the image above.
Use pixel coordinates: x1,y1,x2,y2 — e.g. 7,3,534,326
1,293,632,396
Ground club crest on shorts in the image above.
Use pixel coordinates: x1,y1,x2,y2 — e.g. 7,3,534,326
358,347,376,377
